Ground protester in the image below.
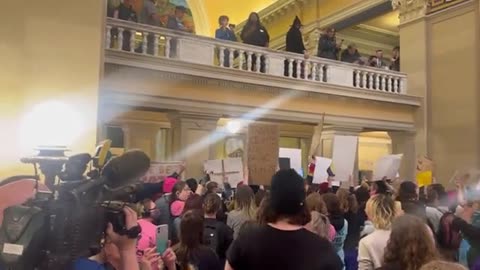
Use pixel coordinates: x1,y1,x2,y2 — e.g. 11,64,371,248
203,193,234,266
372,50,386,68
285,16,308,78
154,177,177,225
390,46,400,71
166,6,192,32
419,260,468,270
240,12,269,72
74,207,176,270
185,178,198,194
341,43,362,64
174,210,222,270
111,0,138,51
323,192,348,266
170,181,192,218
141,0,160,26
173,194,203,243
380,215,438,270
227,185,257,239
425,186,447,233
358,194,396,270
305,192,336,241
215,15,237,67
137,200,162,270
226,169,343,270
396,181,428,223
337,189,363,270
317,28,342,60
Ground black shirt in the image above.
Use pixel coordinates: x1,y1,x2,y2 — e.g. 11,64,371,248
203,218,234,261
227,224,342,270
286,27,305,54
177,246,222,270
116,3,138,22
241,25,270,47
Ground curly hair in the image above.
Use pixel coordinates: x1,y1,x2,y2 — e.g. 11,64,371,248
365,194,396,230
336,189,358,214
383,215,438,270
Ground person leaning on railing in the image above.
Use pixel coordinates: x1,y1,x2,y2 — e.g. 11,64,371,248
317,28,342,60
240,12,270,72
215,15,238,67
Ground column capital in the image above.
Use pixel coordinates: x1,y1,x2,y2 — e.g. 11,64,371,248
321,126,363,137
392,0,428,25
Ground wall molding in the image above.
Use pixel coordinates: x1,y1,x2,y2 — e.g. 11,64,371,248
101,91,416,132
104,51,420,107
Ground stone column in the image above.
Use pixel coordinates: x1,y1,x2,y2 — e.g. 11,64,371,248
168,113,221,178
389,131,417,181
320,126,362,186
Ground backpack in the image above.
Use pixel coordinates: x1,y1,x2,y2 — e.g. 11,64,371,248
437,212,462,250
203,222,219,254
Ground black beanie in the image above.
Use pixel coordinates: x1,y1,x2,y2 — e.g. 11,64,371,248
270,169,306,216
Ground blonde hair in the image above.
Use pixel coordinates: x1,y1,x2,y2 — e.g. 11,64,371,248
306,211,331,240
234,185,257,220
366,194,396,230
419,260,467,270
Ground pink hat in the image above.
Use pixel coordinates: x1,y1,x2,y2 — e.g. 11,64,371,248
163,177,177,194
170,200,185,217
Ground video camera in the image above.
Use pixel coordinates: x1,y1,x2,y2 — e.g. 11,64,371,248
0,141,151,270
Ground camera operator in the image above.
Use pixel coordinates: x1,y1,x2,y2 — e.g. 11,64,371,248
73,206,177,270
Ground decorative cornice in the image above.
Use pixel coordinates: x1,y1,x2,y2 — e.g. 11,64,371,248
427,0,470,14
101,91,416,132
103,50,420,107
392,0,428,25
356,24,399,37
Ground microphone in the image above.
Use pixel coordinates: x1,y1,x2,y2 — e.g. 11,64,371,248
101,150,151,189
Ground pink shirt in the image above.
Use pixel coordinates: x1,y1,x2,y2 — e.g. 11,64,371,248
170,200,185,217
137,219,158,270
328,224,336,242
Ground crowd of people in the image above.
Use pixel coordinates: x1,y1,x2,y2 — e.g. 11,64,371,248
107,1,400,73
73,156,480,270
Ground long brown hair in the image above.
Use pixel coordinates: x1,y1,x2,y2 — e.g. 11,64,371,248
234,185,257,220
383,214,438,270
175,210,205,270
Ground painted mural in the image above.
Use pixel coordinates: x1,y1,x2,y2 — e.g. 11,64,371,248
107,0,195,33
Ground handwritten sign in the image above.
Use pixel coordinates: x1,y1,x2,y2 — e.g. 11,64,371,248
313,157,332,184
332,135,358,182
373,154,403,181
204,158,244,188
141,161,183,183
247,123,279,186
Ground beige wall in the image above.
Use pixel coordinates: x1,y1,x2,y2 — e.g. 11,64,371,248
428,4,480,182
0,1,104,179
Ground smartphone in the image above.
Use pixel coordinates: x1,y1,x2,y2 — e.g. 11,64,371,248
156,224,168,254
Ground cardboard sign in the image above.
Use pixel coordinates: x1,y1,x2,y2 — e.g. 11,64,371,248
332,135,358,182
373,154,403,181
313,157,332,184
247,123,279,186
142,161,183,183
279,148,302,176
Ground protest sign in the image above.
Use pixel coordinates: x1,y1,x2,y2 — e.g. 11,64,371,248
279,148,302,176
247,123,279,186
373,154,403,181
313,157,332,184
331,136,358,182
142,161,183,183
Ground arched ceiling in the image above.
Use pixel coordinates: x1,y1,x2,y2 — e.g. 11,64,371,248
189,0,278,37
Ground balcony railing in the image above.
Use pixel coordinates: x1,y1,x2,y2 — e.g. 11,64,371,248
105,18,407,94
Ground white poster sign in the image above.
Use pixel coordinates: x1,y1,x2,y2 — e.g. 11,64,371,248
279,148,303,176
313,157,332,184
332,135,358,182
373,154,403,181
203,158,244,187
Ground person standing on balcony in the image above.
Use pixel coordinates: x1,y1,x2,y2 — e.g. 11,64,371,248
140,0,160,55
241,12,270,72
372,50,386,69
317,28,342,60
285,16,308,78
341,43,362,64
166,6,193,33
112,0,138,51
390,46,400,71
216,15,238,68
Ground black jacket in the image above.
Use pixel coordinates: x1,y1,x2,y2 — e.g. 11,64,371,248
286,27,305,54
241,25,270,47
317,35,338,60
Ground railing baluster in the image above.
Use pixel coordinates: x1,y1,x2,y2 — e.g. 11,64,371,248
265,56,270,73
375,74,380,90
153,34,159,56
288,59,294,78
247,52,253,71
118,28,124,50
399,78,404,93
303,61,308,80
319,64,325,82
165,36,171,58
368,73,374,90
296,60,301,79
130,30,136,53
229,48,234,68
219,47,225,67
387,76,393,92
381,76,386,91
393,78,399,93
361,72,367,88
355,70,361,88
311,63,317,81
238,50,244,70
255,53,261,73
106,25,112,49
142,32,148,55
